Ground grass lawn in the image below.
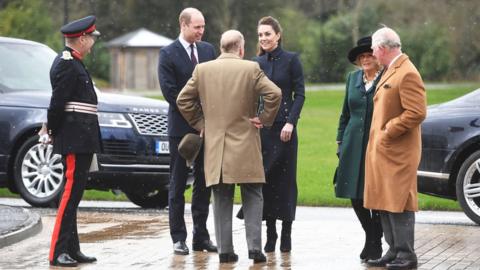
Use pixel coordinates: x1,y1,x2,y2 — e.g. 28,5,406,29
0,85,474,211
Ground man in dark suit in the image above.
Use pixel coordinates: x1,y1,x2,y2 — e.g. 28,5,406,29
158,7,217,255
39,15,101,267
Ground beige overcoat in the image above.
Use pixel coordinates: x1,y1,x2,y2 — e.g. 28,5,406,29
364,54,427,212
177,53,281,187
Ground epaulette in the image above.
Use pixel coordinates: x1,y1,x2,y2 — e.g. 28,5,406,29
61,51,74,60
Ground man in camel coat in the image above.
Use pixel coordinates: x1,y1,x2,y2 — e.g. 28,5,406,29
176,30,281,264
364,27,427,270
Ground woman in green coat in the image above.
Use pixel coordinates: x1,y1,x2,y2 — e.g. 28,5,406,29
335,36,383,261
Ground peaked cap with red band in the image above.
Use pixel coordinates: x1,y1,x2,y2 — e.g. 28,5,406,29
61,15,101,38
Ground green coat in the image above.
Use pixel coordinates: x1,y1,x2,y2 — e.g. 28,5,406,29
334,69,381,199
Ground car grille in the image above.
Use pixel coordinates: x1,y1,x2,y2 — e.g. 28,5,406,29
102,140,136,156
128,113,168,136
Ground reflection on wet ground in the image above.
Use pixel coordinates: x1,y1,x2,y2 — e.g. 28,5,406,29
77,213,169,242
0,206,480,269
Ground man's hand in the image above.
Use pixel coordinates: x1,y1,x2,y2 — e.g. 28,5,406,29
38,123,52,144
199,128,204,138
249,117,263,129
280,123,294,142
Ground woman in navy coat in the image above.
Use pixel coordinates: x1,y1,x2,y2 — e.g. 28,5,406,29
335,36,383,261
255,16,305,253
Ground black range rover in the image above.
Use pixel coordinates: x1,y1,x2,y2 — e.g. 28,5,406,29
0,36,171,208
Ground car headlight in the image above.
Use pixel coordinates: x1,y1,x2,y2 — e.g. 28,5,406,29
98,112,132,128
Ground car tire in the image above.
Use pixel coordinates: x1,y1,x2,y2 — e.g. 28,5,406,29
456,150,480,225
13,136,64,207
123,189,169,209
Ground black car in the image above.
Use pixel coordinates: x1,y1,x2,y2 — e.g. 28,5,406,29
418,89,480,224
0,37,172,208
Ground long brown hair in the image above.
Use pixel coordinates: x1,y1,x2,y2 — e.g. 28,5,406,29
256,16,283,56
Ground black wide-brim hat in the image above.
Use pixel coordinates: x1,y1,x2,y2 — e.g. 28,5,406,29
348,36,372,64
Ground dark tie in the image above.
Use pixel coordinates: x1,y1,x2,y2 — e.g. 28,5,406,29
190,43,197,66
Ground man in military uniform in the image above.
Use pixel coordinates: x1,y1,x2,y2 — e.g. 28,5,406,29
39,15,101,267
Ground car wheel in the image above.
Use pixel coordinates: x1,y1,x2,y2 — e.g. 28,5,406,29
456,150,480,225
13,136,64,207
123,189,168,209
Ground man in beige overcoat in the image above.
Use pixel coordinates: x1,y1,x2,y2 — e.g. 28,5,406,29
177,30,281,264
364,27,426,270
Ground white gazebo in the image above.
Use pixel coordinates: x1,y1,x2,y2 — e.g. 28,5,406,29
107,28,174,91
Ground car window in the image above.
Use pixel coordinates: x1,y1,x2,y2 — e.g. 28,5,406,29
0,42,56,92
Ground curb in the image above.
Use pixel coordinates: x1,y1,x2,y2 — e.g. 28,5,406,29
0,207,42,248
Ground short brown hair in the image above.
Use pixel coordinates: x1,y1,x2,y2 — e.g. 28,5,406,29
257,16,283,56
178,7,201,26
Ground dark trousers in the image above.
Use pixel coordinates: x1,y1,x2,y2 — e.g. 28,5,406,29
168,136,211,243
380,210,417,261
49,153,92,262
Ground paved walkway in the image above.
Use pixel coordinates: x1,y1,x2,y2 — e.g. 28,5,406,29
0,199,479,269
0,204,41,248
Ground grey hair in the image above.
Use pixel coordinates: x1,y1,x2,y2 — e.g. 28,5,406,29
220,30,244,53
372,26,402,49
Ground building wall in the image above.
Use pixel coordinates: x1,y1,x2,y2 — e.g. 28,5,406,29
109,47,161,91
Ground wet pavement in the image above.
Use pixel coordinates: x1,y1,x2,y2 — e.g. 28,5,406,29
0,204,41,248
0,198,479,269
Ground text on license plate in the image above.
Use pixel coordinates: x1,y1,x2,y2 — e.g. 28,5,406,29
155,141,169,154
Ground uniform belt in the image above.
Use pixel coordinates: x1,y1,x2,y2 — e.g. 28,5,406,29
64,102,98,115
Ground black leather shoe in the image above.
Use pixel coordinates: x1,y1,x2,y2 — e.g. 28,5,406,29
192,239,217,252
248,250,267,263
70,250,97,263
219,252,238,263
173,241,189,255
367,255,395,267
386,258,418,269
50,253,78,267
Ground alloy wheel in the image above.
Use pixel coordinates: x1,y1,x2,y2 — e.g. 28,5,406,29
21,143,64,198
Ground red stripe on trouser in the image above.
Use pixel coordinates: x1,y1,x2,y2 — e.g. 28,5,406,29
49,154,76,262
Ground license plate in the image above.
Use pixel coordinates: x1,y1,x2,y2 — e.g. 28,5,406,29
155,141,169,154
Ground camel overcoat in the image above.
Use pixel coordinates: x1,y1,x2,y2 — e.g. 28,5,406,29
176,53,281,187
364,54,427,213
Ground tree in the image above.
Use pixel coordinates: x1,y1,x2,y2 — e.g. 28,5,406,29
0,0,62,50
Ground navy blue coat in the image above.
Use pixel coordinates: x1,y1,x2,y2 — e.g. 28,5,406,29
254,46,305,221
47,47,101,155
158,39,216,137
254,46,305,125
